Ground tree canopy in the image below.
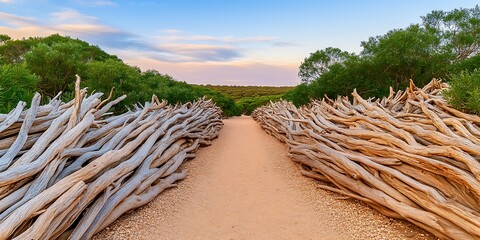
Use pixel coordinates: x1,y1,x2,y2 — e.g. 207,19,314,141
289,5,480,106
422,5,480,61
298,47,353,84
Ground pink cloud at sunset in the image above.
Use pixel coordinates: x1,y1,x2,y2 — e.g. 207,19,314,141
123,55,299,86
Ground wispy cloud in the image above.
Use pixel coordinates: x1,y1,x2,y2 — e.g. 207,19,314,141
50,9,97,23
150,30,297,63
75,0,117,6
273,41,297,47
151,44,242,62
93,1,116,6
0,12,37,26
0,9,146,50
0,0,13,3
156,34,276,44
48,10,116,34
155,30,279,45
57,24,118,34
0,25,55,39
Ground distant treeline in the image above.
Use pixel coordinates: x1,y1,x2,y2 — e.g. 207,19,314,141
200,85,294,115
202,85,294,101
0,34,241,116
285,5,480,114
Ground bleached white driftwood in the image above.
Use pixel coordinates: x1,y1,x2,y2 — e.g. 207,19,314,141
0,77,223,239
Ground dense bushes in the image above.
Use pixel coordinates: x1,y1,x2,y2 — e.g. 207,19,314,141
286,5,480,107
445,69,480,114
0,64,39,112
192,87,241,116
0,34,241,116
202,85,293,115
236,95,283,115
203,85,293,100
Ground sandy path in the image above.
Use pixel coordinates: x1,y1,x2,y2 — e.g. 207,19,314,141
95,116,435,240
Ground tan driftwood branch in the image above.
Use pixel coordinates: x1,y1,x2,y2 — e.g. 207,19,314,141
253,79,480,240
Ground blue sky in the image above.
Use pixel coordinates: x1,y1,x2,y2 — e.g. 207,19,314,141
0,0,478,86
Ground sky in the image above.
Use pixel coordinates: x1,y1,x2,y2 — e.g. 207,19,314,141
0,0,478,86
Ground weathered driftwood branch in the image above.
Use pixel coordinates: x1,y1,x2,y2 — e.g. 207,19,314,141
0,77,223,239
253,79,480,240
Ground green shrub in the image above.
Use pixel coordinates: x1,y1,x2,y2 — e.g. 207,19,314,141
202,85,294,101
283,83,312,106
237,94,283,115
445,69,480,114
0,64,39,112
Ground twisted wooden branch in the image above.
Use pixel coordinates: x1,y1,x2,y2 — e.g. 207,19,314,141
253,79,480,240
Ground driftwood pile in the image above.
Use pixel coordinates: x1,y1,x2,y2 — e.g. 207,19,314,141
0,77,223,239
253,79,480,240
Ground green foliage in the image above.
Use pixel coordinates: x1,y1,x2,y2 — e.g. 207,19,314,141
0,64,39,112
445,69,480,114
25,43,87,96
82,59,141,107
450,55,480,73
287,5,480,107
237,94,283,115
84,66,242,116
0,39,33,64
283,83,312,106
202,85,293,114
202,85,293,101
298,47,353,84
422,5,480,60
20,36,119,97
0,34,117,64
0,34,11,45
286,55,394,104
361,25,449,88
192,86,242,116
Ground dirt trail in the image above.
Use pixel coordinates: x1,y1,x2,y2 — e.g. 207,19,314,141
95,116,435,240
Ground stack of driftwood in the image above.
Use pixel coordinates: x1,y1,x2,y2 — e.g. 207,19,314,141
0,77,223,239
253,79,480,240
